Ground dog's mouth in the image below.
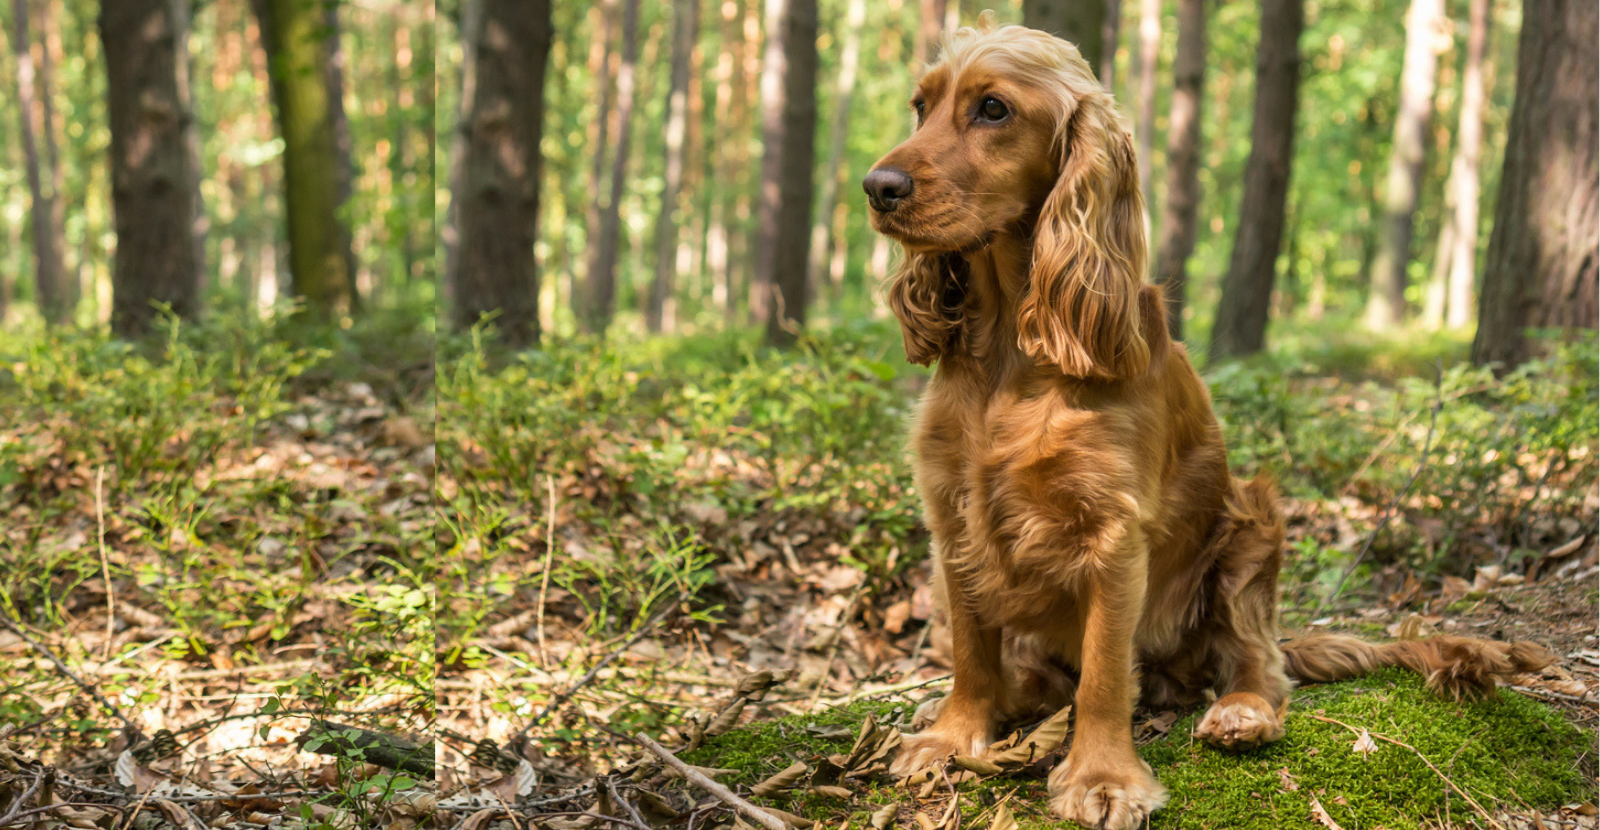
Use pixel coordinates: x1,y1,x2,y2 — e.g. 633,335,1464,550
871,205,993,255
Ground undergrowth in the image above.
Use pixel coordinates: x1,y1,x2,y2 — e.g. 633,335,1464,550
440,321,1597,651
0,309,435,750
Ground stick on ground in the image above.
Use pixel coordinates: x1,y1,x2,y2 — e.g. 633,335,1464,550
633,734,790,830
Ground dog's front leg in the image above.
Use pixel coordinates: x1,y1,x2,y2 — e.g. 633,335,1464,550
1049,529,1169,830
891,552,1006,776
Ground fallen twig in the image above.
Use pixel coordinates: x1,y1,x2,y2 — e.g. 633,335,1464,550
1307,714,1506,830
0,611,141,740
0,770,46,828
521,597,683,736
633,733,789,830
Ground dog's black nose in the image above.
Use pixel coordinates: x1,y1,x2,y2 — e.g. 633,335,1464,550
863,167,914,213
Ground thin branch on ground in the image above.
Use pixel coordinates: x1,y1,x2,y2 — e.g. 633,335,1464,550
519,597,684,737
1307,714,1505,830
0,611,141,741
633,733,789,830
0,771,46,828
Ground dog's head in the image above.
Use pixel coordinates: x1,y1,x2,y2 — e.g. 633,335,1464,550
866,14,1148,379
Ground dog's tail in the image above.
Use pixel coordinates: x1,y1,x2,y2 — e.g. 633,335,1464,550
1280,633,1554,699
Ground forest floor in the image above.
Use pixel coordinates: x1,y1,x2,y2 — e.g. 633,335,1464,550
0,319,1593,830
440,326,1598,830
0,314,437,829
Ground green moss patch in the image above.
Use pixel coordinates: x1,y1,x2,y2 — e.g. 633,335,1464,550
1142,670,1594,829
678,673,1593,830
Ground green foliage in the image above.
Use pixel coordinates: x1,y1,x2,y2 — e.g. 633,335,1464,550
437,322,929,655
1211,329,1597,584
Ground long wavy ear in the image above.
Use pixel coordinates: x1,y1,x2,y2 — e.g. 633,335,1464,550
1017,93,1150,380
886,250,966,366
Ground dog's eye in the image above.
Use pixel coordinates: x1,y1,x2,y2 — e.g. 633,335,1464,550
912,99,926,122
977,96,1009,122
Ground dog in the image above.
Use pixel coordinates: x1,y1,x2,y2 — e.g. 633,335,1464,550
863,16,1552,829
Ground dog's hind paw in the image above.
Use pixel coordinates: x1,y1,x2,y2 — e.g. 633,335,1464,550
1194,691,1285,750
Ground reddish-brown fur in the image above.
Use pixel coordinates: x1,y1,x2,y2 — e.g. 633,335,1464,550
865,18,1552,830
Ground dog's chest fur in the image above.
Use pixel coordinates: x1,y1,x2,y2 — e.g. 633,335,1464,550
912,363,1143,636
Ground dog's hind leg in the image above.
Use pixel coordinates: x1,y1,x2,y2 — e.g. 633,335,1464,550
1193,475,1293,750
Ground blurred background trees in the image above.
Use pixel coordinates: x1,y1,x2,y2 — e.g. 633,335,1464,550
0,0,1594,371
434,0,1593,371
0,0,433,332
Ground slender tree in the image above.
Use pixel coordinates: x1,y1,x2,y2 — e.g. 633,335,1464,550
1153,0,1204,341
1471,0,1597,370
1023,0,1108,71
9,0,68,323
914,0,948,69
251,0,359,315
100,0,203,337
1134,0,1158,205
808,0,866,303
647,0,700,332
1365,0,1444,328
1210,0,1304,360
753,0,817,347
450,0,552,345
1445,0,1490,329
579,0,641,334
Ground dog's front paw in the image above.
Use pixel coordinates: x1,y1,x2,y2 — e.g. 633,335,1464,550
1194,691,1285,750
890,711,992,778
1047,753,1168,830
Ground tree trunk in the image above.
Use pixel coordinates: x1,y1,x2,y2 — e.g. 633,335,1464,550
754,0,817,347
100,0,203,337
322,2,359,308
450,0,551,345
914,0,948,69
9,0,68,323
1210,0,1304,360
580,0,641,334
807,0,865,306
1365,0,1442,328
1134,0,1158,205
1100,0,1120,88
648,0,699,333
251,0,359,316
1471,0,1597,370
1445,0,1490,329
443,0,485,306
1023,0,1107,72
1154,0,1204,342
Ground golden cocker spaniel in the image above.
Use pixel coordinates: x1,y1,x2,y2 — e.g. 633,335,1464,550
863,16,1552,829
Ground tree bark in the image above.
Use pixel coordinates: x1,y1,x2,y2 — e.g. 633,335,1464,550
1023,0,1107,73
9,0,68,323
449,0,551,345
100,0,203,337
1134,0,1158,205
914,0,948,70
1365,0,1443,328
754,0,817,347
251,0,359,316
1445,0,1490,329
647,0,700,333
1471,0,1598,370
1154,0,1204,342
1210,0,1304,360
579,0,641,334
807,0,865,306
